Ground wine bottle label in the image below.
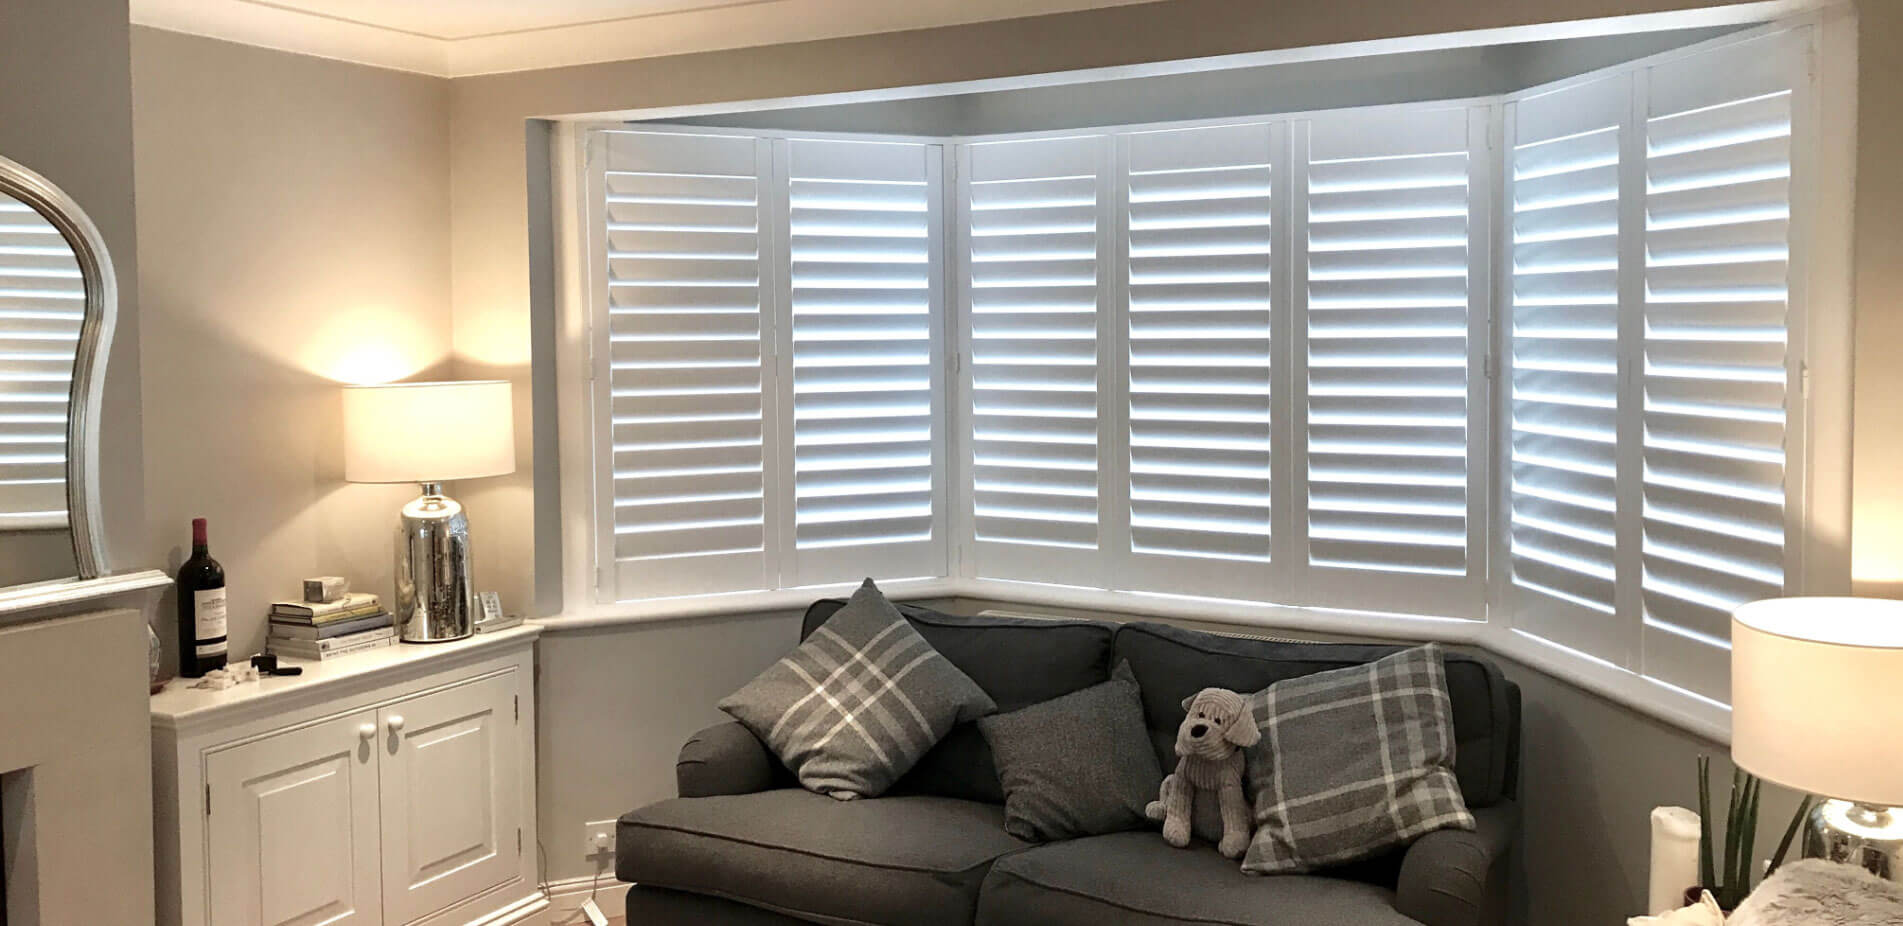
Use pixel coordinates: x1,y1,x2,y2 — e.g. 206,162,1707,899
193,587,228,654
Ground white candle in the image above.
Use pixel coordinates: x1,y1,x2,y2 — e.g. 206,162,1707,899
1649,806,1702,914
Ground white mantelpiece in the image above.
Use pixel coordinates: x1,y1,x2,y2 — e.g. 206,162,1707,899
0,569,170,926
0,569,170,628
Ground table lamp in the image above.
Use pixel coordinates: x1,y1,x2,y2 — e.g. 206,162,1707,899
343,380,515,643
1732,597,1903,879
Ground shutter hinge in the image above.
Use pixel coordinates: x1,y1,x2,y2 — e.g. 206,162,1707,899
1800,360,1811,396
517,828,523,857
205,783,211,816
514,694,520,724
1482,353,1496,381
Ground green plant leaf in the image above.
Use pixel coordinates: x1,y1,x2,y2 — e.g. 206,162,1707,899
1723,768,1746,892
1767,794,1814,877
1698,756,1716,890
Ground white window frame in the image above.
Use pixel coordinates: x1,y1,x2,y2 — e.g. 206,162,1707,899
548,12,1856,741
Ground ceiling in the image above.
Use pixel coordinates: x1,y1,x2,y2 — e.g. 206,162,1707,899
251,0,766,41
129,0,1168,78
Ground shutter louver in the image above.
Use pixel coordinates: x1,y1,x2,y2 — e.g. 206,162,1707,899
1297,107,1482,611
782,138,945,584
601,131,772,599
1505,76,1631,658
1639,38,1797,702
0,193,75,529
1119,123,1277,599
965,135,1109,586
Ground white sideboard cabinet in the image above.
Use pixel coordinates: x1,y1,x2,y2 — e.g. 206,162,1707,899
152,626,546,926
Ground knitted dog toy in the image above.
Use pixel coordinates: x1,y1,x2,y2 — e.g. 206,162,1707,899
1146,687,1260,858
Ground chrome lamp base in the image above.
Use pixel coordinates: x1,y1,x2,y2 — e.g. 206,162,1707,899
394,482,476,643
1804,800,1903,881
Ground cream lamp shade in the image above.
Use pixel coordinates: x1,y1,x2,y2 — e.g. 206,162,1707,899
1732,597,1903,806
342,380,515,484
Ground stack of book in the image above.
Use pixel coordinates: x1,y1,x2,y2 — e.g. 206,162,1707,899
266,592,395,661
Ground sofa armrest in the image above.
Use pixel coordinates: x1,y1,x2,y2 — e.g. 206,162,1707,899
1394,800,1519,926
676,721,780,797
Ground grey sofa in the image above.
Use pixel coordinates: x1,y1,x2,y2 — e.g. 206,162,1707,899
617,600,1521,925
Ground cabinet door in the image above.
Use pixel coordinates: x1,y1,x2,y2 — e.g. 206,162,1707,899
377,672,522,924
206,711,384,926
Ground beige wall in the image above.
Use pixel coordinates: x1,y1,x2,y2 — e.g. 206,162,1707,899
1850,0,1903,592
0,0,146,575
131,28,454,664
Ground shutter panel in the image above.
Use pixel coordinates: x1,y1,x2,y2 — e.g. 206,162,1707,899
1639,34,1800,702
0,192,76,529
1118,123,1279,600
1505,74,1632,660
780,138,946,584
964,135,1111,587
1296,106,1485,615
600,131,774,599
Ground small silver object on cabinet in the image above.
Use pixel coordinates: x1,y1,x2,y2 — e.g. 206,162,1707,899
1804,800,1903,881
394,484,477,643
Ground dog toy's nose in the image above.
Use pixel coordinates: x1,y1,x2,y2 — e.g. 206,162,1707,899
1189,723,1208,738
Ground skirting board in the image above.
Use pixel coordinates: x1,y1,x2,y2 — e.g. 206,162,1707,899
544,873,631,925
469,891,553,926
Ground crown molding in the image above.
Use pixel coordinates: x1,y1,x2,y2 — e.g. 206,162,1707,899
129,0,1167,78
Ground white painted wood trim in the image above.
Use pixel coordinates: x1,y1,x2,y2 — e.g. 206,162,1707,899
0,568,169,624
543,874,630,926
150,625,541,733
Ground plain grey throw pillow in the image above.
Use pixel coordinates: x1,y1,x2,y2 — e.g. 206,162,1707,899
1241,644,1474,874
978,661,1164,842
719,579,996,800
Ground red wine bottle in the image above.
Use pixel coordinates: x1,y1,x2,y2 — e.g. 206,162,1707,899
175,517,228,677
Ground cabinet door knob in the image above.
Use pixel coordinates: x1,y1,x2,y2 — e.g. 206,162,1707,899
386,715,405,733
358,723,377,740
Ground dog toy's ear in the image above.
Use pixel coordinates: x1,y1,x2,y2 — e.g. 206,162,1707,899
1225,696,1262,748
1181,692,1200,712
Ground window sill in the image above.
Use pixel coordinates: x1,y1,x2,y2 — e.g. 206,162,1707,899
533,576,963,629
538,574,1733,744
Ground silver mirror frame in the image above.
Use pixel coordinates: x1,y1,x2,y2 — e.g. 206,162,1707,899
0,154,115,578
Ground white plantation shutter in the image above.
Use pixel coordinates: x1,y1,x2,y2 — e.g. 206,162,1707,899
962,135,1112,587
597,131,775,599
0,192,76,529
1117,123,1281,600
1639,35,1800,702
778,138,946,585
1294,106,1487,616
1505,74,1632,660
1503,30,1806,703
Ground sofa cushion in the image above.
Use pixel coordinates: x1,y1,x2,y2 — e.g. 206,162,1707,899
974,832,1419,926
1114,622,1515,808
619,789,1031,926
979,661,1163,841
803,599,1116,802
722,580,995,799
1241,645,1473,874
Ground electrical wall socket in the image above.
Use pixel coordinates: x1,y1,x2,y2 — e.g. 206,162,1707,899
582,819,617,861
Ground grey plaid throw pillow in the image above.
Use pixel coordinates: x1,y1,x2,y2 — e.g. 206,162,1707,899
1240,644,1473,874
718,579,996,800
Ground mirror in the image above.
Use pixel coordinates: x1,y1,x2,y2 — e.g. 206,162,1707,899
0,154,115,587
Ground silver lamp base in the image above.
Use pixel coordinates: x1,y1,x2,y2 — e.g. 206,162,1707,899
1803,800,1903,881
394,482,477,644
